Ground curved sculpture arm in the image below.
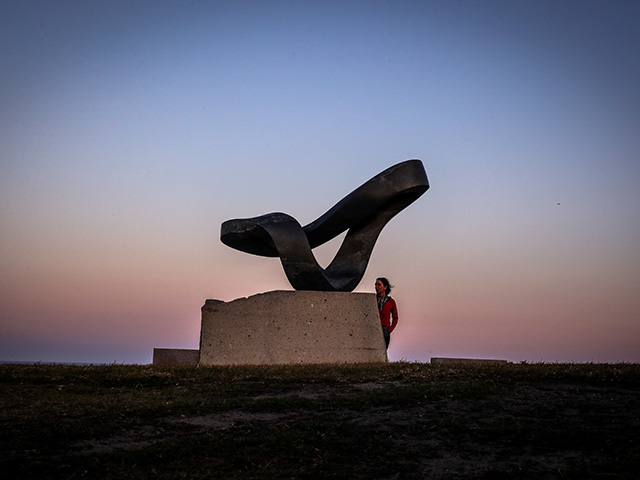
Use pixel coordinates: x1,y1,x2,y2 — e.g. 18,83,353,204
220,159,429,292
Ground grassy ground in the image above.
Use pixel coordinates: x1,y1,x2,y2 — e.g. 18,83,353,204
1,362,639,479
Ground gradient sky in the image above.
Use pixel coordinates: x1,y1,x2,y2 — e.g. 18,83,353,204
2,1,639,364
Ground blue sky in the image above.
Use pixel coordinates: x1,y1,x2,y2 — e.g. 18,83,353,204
1,1,639,364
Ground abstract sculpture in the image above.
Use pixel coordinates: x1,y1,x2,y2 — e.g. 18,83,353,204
221,159,429,292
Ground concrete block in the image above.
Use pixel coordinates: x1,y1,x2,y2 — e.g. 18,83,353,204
199,290,387,365
153,348,200,366
430,357,508,366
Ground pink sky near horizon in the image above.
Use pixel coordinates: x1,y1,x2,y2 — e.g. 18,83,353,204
1,1,639,364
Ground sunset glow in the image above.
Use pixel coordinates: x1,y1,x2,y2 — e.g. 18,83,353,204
2,1,639,364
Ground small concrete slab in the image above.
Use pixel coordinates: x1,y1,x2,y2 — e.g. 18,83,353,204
153,348,200,366
431,357,509,366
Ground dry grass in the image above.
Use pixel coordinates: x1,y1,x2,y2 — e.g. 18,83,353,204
1,362,639,479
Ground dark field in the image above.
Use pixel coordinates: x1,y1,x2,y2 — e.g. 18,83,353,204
1,362,639,479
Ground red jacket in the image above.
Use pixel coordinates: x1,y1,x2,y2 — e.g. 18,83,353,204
378,296,399,333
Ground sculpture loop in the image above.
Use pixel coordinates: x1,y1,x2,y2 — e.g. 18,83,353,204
221,159,429,292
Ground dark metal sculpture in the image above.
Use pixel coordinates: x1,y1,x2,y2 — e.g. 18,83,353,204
221,159,429,292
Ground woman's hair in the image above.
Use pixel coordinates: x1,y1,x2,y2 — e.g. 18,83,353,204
376,277,393,296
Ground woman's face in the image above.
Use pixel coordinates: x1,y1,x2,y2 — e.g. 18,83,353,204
375,280,386,296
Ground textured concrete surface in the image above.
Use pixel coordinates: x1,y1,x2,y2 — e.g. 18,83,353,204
152,348,200,366
199,290,387,365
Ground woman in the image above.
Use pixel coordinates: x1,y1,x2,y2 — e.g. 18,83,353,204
375,277,398,348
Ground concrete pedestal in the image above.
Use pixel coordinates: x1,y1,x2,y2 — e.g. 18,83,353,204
199,290,387,365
